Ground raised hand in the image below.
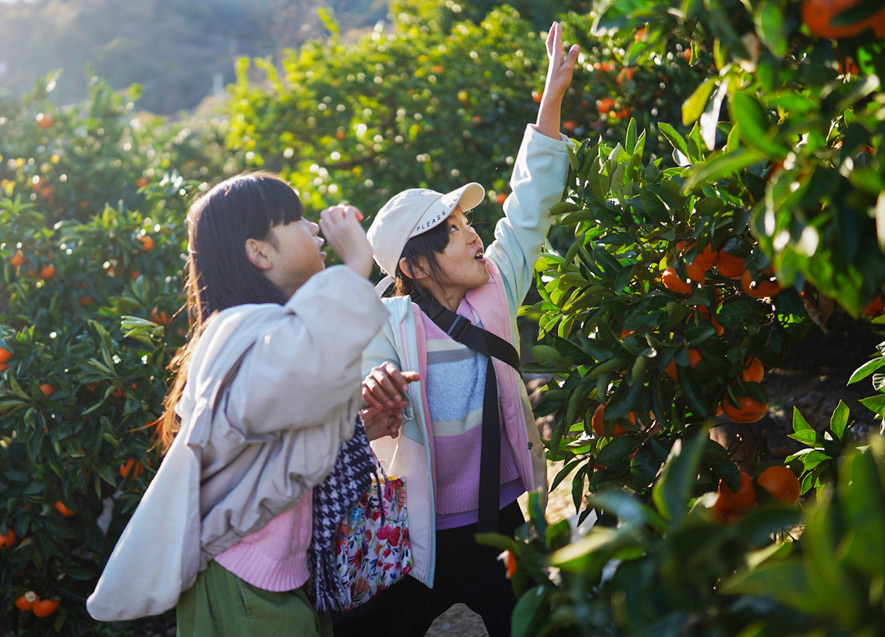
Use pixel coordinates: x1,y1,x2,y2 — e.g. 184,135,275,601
319,204,373,278
536,21,580,138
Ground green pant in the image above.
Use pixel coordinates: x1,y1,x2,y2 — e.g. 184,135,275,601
177,560,332,637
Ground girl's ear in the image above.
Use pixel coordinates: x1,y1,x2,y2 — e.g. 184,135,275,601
245,238,272,271
398,256,428,281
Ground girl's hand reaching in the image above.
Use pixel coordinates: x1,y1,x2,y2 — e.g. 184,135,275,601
319,204,374,278
536,21,580,139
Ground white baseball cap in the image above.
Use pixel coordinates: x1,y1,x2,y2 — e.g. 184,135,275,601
367,182,485,278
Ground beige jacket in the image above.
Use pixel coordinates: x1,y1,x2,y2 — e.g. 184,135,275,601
87,266,388,621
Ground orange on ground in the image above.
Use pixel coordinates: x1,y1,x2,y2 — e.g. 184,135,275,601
54,500,75,517
591,403,633,437
10,250,25,268
662,267,691,294
717,250,746,279
801,0,885,39
666,349,701,382
742,269,782,298
757,466,801,504
0,527,15,549
721,394,768,423
15,591,36,611
32,598,60,618
717,471,757,512
741,357,764,383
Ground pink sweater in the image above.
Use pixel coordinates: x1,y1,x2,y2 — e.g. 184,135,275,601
213,489,313,591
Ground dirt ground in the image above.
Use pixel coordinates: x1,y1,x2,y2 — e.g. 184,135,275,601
426,319,885,637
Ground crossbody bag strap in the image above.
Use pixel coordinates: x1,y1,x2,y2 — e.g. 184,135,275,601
410,291,520,533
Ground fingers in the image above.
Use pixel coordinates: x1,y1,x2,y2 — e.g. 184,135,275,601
546,21,557,57
361,363,420,409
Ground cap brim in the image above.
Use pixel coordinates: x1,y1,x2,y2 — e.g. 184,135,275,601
440,182,485,212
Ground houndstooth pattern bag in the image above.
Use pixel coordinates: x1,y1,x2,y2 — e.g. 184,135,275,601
309,417,411,613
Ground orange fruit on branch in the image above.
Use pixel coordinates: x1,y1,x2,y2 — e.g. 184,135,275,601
32,597,60,618
500,549,518,579
721,394,768,423
591,403,633,437
666,348,701,381
36,113,53,129
716,250,746,279
138,235,154,251
119,458,145,479
0,347,11,364
716,471,757,512
662,267,691,294
801,0,885,39
741,357,764,383
10,250,25,268
14,591,36,611
0,526,16,549
741,269,781,298
757,465,801,504
54,500,75,517
39,263,55,280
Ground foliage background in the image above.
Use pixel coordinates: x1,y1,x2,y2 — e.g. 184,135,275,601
1,0,883,634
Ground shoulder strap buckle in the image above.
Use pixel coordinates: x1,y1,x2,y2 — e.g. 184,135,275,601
446,315,471,341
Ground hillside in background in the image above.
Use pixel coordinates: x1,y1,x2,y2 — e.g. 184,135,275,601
0,0,389,114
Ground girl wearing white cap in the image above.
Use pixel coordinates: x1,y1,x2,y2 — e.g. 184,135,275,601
336,22,580,637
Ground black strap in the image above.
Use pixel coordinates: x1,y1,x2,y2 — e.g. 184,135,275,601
411,291,520,533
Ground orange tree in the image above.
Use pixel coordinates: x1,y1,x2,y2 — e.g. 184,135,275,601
490,0,885,633
224,0,709,238
0,76,228,634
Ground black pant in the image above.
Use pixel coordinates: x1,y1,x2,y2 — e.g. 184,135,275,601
332,500,524,637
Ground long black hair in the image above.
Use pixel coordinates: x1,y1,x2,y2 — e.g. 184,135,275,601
158,171,304,449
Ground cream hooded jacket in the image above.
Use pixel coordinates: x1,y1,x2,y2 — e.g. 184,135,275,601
87,266,388,621
364,124,572,587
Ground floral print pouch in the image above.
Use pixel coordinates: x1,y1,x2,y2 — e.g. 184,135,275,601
334,473,412,612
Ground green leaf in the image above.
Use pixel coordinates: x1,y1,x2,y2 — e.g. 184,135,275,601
829,400,849,441
754,0,787,56
511,585,549,637
685,148,764,191
729,92,787,156
652,431,707,523
848,357,885,384
682,77,717,126
531,345,562,367
658,122,690,158
723,561,819,613
596,435,640,467
792,406,813,433
839,445,885,578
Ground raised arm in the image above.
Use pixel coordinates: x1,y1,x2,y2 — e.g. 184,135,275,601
535,21,580,139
